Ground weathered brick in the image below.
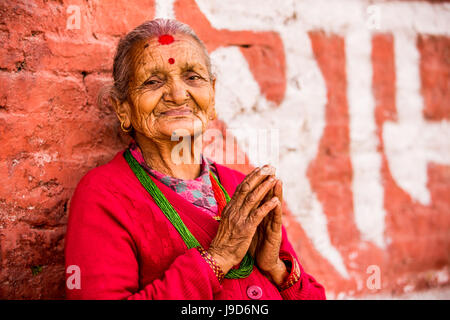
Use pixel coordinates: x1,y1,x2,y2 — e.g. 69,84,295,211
25,36,115,73
0,0,449,300
418,35,450,121
90,0,156,37
0,72,86,114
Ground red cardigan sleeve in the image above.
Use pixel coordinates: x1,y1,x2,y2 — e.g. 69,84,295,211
277,225,326,300
64,172,223,300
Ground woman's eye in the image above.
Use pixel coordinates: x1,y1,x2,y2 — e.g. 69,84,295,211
186,74,202,81
144,79,161,86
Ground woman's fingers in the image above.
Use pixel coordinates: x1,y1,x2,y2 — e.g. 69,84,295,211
234,165,275,208
263,180,283,233
241,176,277,215
273,179,283,204
267,180,283,232
236,166,260,190
247,196,279,226
222,167,260,216
259,185,274,209
269,199,283,232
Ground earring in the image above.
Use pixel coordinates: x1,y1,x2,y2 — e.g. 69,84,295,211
120,121,132,133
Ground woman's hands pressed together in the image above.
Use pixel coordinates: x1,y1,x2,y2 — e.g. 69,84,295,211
208,165,288,286
250,175,288,287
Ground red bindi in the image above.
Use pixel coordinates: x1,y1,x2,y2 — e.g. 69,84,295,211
158,34,174,45
168,58,175,64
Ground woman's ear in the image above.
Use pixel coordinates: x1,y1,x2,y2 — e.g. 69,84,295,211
111,97,132,128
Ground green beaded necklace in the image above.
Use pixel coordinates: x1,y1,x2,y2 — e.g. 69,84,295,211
124,149,254,279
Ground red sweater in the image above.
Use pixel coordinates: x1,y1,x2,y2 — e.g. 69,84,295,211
64,150,326,300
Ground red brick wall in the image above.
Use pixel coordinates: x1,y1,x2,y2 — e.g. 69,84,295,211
0,0,449,299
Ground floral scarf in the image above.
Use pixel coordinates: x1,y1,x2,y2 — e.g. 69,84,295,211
128,142,219,217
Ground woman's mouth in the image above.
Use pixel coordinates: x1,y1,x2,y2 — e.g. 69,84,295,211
160,108,193,116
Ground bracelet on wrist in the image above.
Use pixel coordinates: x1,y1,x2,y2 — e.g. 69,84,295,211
278,252,301,291
197,246,225,283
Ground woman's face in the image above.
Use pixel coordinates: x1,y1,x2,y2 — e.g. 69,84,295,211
121,33,216,141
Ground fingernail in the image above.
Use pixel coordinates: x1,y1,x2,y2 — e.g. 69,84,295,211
260,165,273,175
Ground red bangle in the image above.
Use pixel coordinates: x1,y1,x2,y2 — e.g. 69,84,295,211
278,252,301,291
197,247,225,283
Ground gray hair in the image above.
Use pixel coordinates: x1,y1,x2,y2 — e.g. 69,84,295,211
100,18,214,108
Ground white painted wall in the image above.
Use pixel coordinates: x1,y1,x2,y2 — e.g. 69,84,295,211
155,0,450,279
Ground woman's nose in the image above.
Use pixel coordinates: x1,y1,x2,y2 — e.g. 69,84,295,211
163,79,189,105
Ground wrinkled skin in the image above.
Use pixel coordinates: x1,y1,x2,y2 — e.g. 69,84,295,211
112,33,288,286
209,166,288,286
126,34,216,140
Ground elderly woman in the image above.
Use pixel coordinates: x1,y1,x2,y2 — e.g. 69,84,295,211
64,19,325,300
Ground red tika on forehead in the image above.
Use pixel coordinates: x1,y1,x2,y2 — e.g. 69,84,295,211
158,34,174,45
168,58,175,64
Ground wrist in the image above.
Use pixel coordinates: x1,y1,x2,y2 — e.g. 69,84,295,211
265,259,289,287
207,248,233,274
277,252,301,291
197,247,227,283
